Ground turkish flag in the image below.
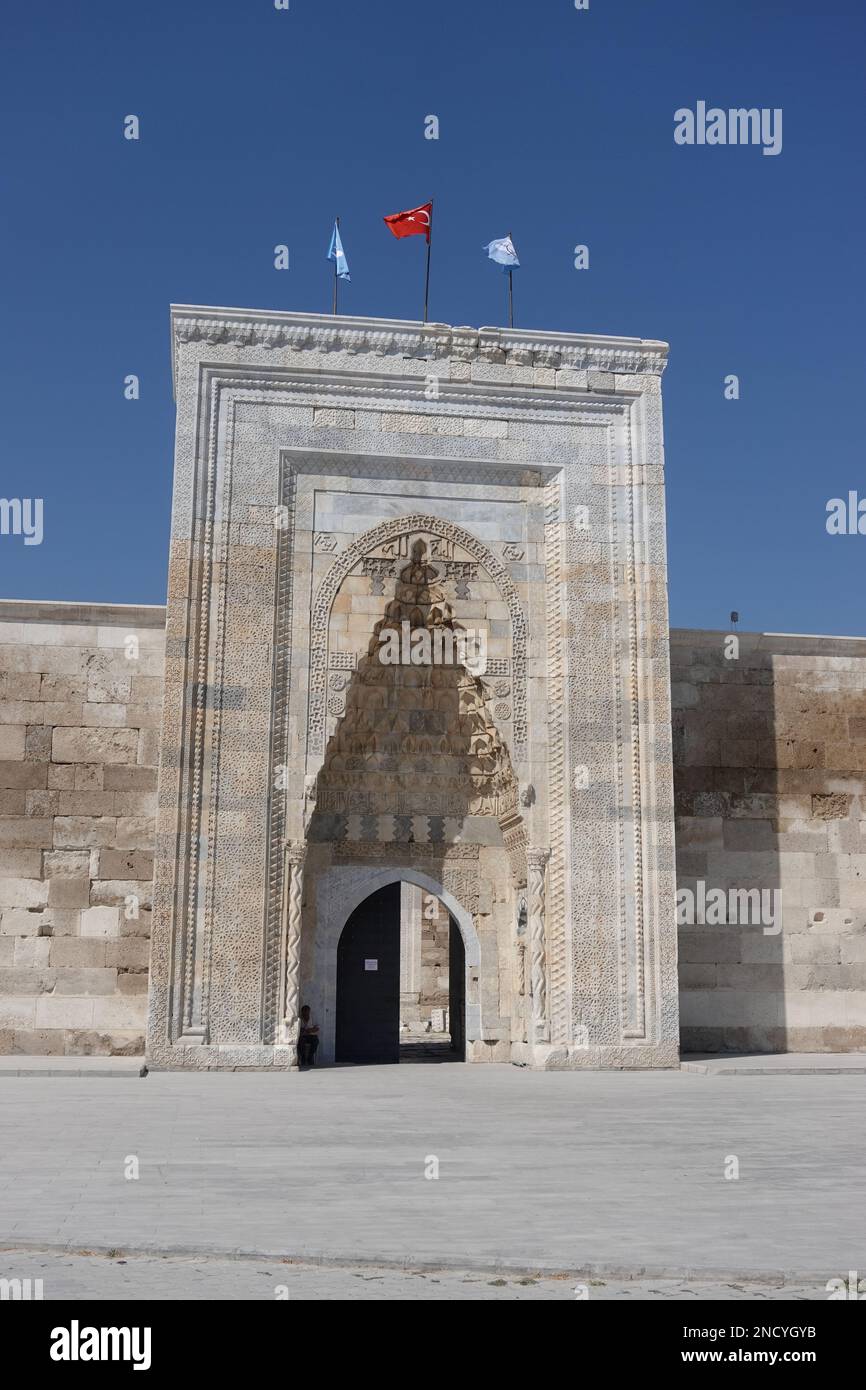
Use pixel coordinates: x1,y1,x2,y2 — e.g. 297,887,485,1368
383,201,433,242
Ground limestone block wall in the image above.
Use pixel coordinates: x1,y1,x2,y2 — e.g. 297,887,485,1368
4,607,866,1059
0,601,165,1056
672,629,866,1053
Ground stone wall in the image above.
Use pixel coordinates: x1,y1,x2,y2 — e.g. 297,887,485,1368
4,600,866,1059
672,629,866,1053
0,601,165,1056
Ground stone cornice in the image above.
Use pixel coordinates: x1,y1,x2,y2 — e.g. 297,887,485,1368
0,599,166,627
170,305,668,394
669,628,866,655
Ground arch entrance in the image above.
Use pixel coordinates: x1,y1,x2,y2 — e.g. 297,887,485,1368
334,881,466,1064
300,518,532,1065
307,866,482,1065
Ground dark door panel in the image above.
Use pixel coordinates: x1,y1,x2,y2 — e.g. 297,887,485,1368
336,882,400,1063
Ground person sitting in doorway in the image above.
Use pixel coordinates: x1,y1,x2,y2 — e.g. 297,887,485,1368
298,1005,319,1067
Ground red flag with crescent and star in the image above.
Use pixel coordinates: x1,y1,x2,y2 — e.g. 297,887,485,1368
383,201,433,242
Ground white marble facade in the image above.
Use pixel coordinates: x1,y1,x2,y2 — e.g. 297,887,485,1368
146,307,678,1070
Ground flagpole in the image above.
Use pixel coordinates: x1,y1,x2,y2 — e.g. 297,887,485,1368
423,201,433,323
507,230,514,329
332,217,339,315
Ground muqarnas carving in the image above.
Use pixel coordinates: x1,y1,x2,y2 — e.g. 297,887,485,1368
310,539,520,842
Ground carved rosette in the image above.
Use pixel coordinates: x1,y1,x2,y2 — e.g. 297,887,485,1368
281,840,308,1049
528,848,551,1042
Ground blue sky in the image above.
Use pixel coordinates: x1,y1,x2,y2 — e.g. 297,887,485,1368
1,0,863,634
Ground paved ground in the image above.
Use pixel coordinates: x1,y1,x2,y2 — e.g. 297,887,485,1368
0,1067,863,1286
681,1053,866,1075
0,1249,832,1300
0,1057,146,1077
2,1051,860,1078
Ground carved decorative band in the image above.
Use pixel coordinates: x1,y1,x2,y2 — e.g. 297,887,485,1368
622,409,647,1040
333,841,480,863
543,478,568,1043
178,376,221,1042
262,459,298,1045
174,315,667,377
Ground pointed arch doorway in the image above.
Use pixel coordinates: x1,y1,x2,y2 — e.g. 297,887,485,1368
334,881,467,1065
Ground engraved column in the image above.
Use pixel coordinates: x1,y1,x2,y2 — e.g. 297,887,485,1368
281,840,307,1049
528,848,551,1042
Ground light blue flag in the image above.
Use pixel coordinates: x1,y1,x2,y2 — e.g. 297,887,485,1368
484,235,520,271
328,221,350,281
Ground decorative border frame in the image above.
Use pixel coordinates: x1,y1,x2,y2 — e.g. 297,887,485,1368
150,328,675,1068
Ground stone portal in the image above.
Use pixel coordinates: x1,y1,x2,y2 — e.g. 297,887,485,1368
147,306,678,1070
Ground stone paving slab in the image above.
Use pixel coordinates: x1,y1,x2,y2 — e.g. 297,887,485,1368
681,1054,866,1075
0,1248,831,1301
0,1068,863,1280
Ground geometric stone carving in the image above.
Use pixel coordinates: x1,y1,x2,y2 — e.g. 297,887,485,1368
333,841,479,862
442,560,478,598
361,556,397,595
